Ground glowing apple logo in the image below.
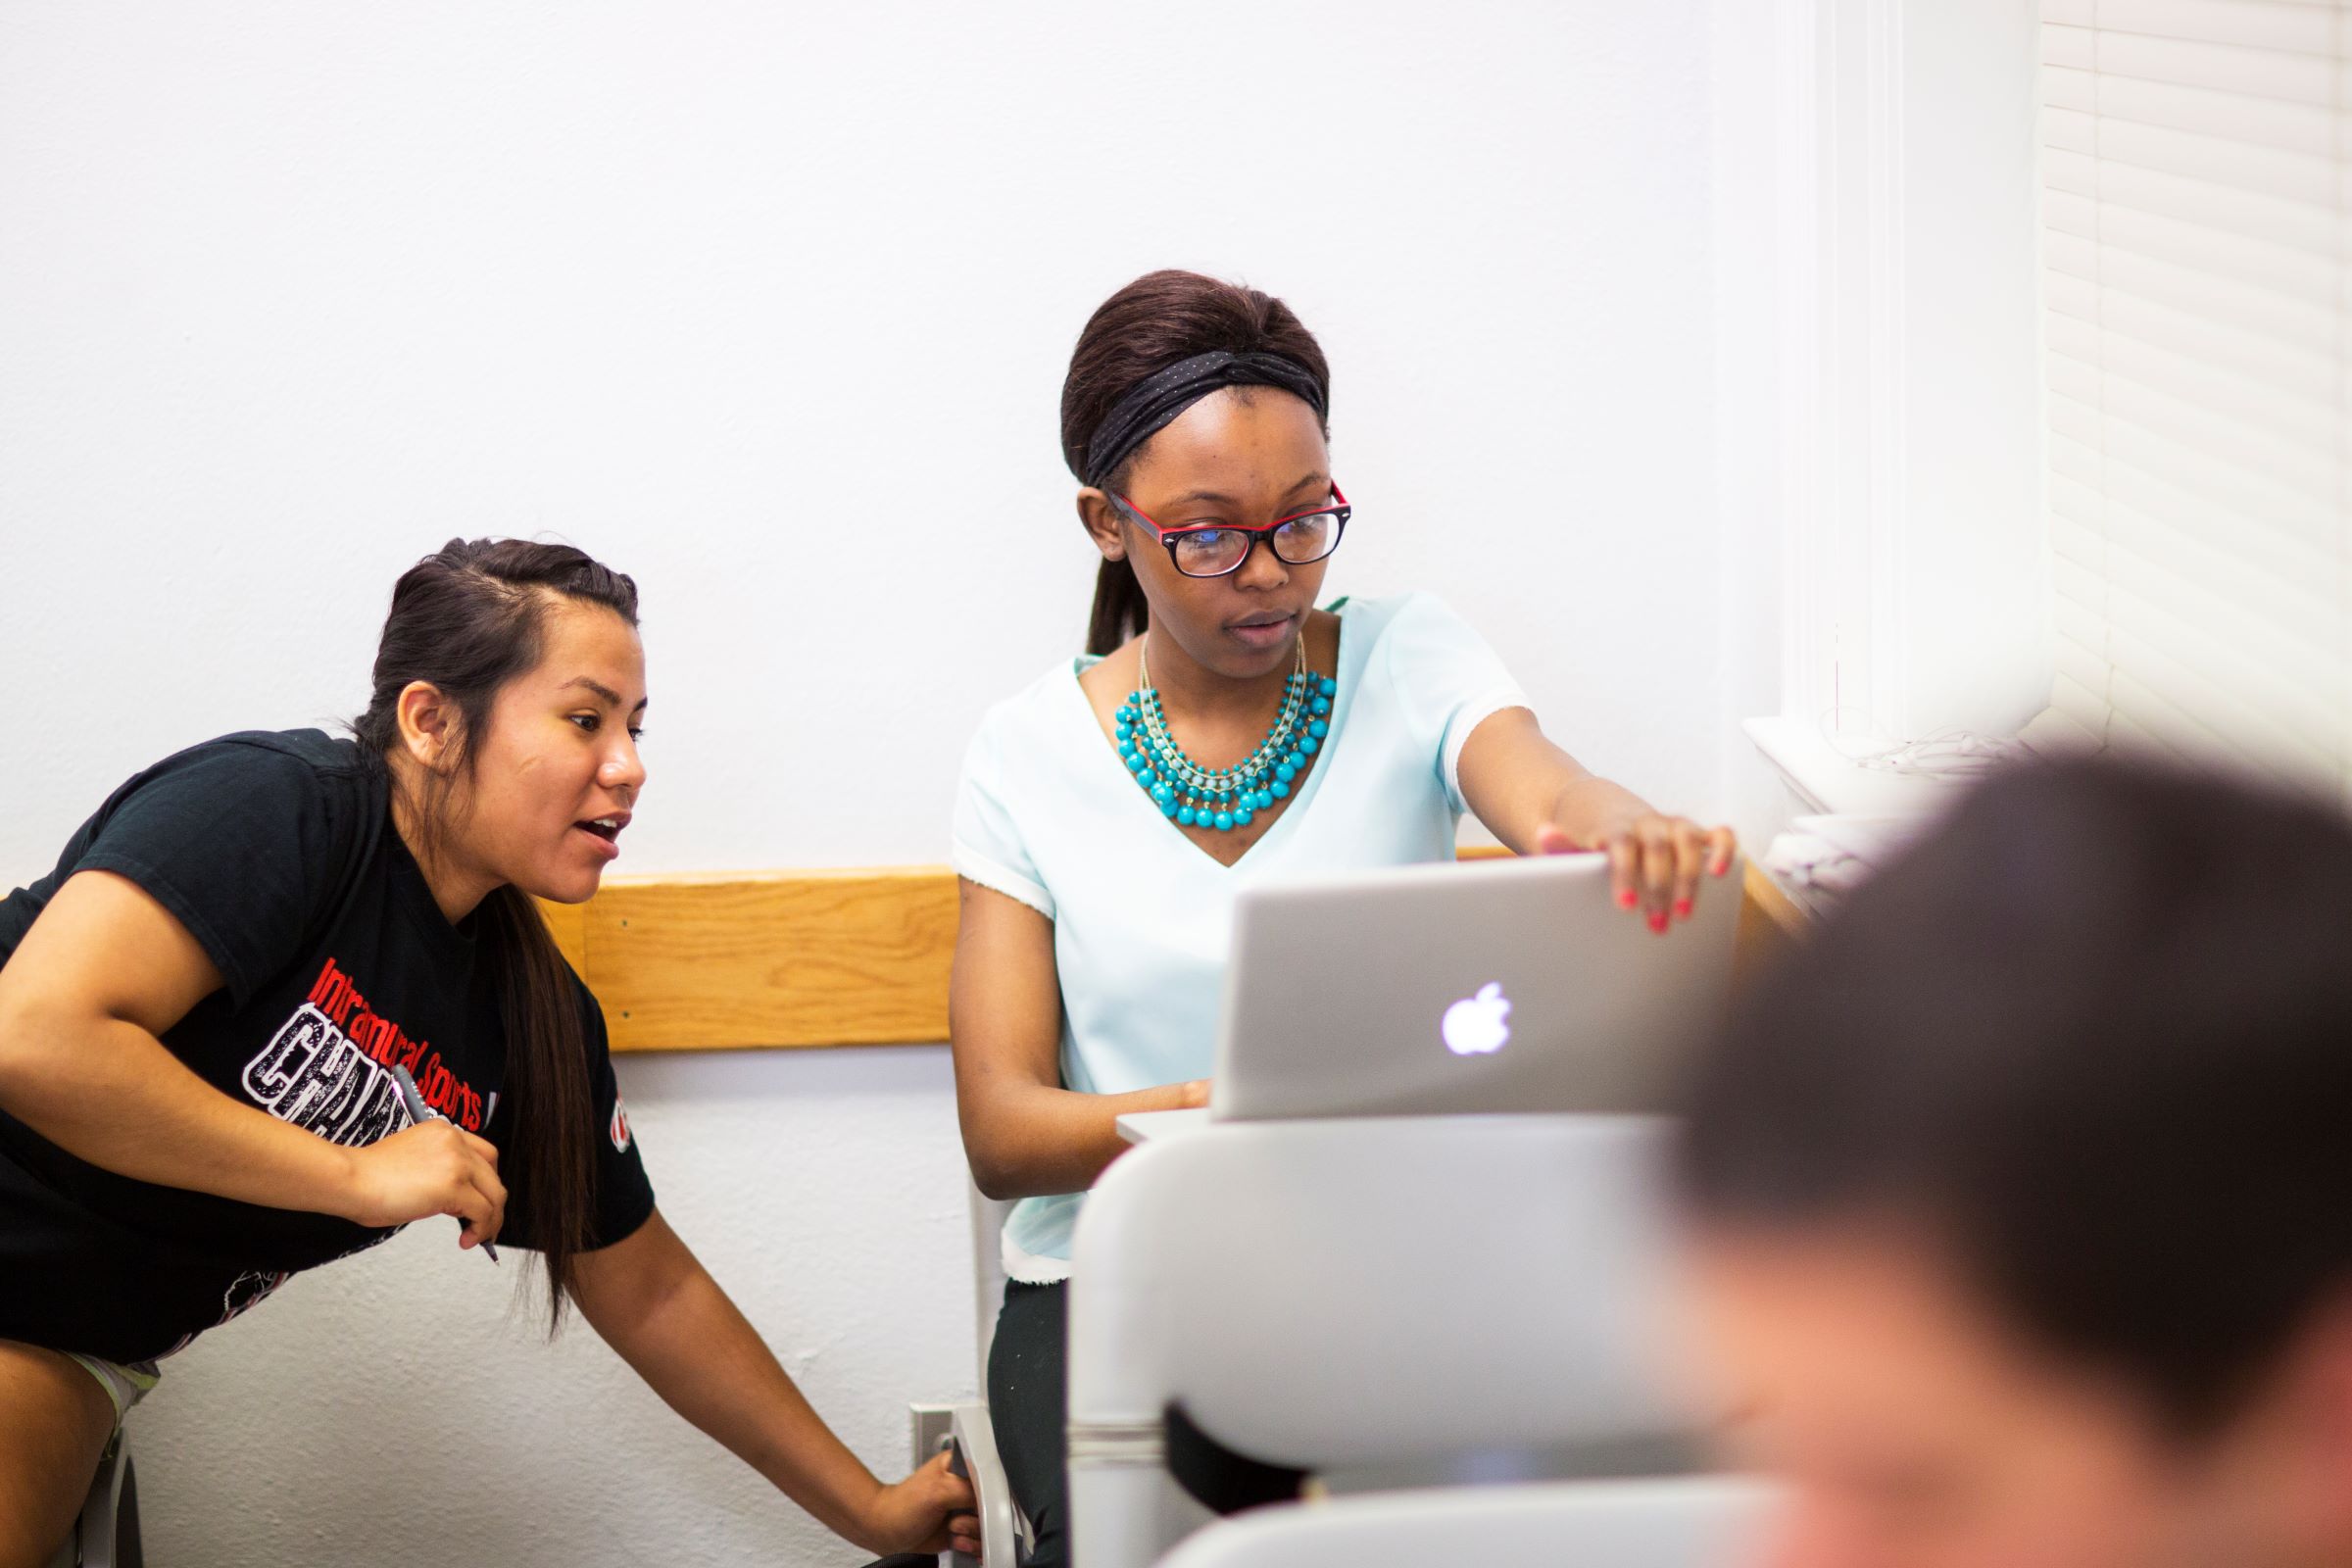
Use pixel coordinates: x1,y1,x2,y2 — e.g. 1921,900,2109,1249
1442,981,1512,1056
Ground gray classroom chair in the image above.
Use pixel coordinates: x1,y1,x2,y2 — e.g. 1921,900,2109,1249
1153,1478,1773,1568
912,1180,1033,1566
42,1428,141,1568
1065,1115,1709,1568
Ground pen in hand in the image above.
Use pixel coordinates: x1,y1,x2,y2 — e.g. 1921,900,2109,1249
388,1064,500,1264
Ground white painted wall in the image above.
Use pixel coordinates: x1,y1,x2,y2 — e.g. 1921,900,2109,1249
1,4,1726,1564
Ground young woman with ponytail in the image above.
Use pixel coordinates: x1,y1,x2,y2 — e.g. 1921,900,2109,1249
0,539,976,1566
949,270,1740,1563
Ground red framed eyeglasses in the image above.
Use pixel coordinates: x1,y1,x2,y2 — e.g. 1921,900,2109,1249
1107,485,1351,579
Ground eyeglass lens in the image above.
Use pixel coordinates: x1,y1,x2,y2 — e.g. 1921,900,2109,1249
1169,511,1343,577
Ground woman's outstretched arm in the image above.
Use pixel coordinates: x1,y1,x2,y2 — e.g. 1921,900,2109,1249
567,1207,979,1557
1457,708,1737,929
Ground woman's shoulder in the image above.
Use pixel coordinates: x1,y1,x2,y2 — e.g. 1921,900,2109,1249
137,731,384,877
1334,589,1464,632
119,728,376,815
200,727,370,779
965,656,1091,753
1333,590,1479,665
1335,590,1522,736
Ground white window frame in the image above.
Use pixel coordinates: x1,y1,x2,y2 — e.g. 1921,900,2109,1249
1715,0,2047,828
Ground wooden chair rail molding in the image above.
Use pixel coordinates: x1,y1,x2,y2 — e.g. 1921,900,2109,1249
541,858,1808,1054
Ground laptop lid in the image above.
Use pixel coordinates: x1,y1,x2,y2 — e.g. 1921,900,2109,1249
1210,853,1741,1121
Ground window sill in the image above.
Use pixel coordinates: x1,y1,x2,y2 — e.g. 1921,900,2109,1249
1742,715,1962,821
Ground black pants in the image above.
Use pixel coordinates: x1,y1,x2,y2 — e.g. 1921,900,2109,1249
988,1279,1071,1567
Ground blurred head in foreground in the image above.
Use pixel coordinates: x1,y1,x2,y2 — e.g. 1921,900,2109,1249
1676,758,2352,1568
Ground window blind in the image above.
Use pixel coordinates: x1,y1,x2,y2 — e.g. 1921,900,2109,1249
2027,0,2350,796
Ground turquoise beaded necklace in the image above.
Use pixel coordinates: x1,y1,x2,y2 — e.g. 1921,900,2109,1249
1114,636,1339,833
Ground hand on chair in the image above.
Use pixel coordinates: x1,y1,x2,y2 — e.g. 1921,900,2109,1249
858,1448,982,1558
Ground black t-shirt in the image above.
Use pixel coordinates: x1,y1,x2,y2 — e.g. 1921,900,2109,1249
0,729,655,1363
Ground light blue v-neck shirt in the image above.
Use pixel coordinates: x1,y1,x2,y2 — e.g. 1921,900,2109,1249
950,592,1530,1280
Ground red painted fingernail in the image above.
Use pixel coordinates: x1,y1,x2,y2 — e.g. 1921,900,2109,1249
1674,898,1693,920
1647,909,1669,934
1619,888,1639,909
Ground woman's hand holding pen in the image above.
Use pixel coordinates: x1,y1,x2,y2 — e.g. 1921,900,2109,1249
337,1120,507,1247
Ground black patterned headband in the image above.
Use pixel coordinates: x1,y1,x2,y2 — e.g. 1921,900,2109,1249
1080,350,1328,486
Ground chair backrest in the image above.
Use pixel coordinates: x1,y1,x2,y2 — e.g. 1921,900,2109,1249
1154,1478,1773,1568
968,1179,1016,1381
45,1429,140,1568
1064,1115,1699,1568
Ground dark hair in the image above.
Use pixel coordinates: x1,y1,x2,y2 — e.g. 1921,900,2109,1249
1676,757,2352,1434
1060,270,1331,657
352,538,640,1332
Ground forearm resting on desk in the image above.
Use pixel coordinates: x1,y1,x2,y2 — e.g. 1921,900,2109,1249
956,1074,1206,1201
952,876,1204,1200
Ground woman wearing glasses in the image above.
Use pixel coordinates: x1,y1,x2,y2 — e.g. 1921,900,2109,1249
946,270,1737,1563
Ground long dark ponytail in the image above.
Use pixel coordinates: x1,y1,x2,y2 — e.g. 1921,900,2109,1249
1060,270,1331,657
352,538,639,1332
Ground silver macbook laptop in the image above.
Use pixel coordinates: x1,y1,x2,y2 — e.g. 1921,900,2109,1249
1208,852,1743,1122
